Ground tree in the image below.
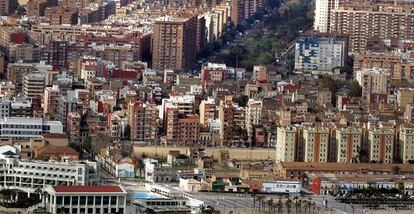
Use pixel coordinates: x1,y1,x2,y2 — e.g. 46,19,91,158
277,197,283,214
392,166,401,175
267,199,273,213
347,80,362,97
285,198,292,214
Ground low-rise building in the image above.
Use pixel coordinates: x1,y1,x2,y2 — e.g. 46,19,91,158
44,185,127,214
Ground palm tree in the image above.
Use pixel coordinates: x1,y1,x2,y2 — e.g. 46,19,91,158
252,193,257,209
277,197,283,214
311,202,316,214
304,200,311,214
257,196,265,212
285,198,292,214
267,199,274,213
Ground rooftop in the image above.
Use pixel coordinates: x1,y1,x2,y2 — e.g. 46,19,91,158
52,185,126,193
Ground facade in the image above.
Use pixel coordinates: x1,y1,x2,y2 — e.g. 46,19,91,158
23,72,45,99
276,127,297,162
44,185,127,214
245,99,262,143
330,2,414,53
335,127,362,163
0,158,99,191
313,0,337,33
0,0,11,15
399,127,414,163
294,36,347,72
152,15,198,71
303,127,330,163
44,85,60,120
231,0,262,25
355,68,391,99
262,180,301,194
0,117,63,140
368,127,394,163
127,101,159,141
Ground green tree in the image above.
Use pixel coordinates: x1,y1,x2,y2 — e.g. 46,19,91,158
285,198,292,214
392,166,401,175
348,80,362,97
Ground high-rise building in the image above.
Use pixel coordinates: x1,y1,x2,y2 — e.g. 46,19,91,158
231,0,262,25
152,15,198,71
313,0,338,32
44,85,60,120
335,127,362,163
294,35,347,72
165,106,200,145
368,127,394,163
127,101,159,142
303,127,330,163
399,127,414,163
245,99,262,143
330,1,414,53
276,127,298,162
199,97,216,128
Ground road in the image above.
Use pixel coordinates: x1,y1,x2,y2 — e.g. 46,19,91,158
189,192,255,209
310,195,364,214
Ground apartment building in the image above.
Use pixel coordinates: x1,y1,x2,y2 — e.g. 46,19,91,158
0,158,99,191
355,68,391,99
294,35,347,73
0,81,15,97
44,85,60,120
127,101,159,142
23,72,45,99
152,15,198,71
245,99,262,143
0,0,11,15
368,127,394,163
199,97,216,127
397,88,414,108
276,127,298,162
44,185,126,214
335,127,362,163
231,0,262,25
303,127,330,163
313,0,337,32
330,2,414,53
399,127,414,163
165,105,200,145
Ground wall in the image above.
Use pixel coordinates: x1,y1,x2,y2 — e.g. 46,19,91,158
133,146,276,161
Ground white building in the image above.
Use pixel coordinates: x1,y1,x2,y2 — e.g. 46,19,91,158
23,72,45,99
294,36,347,72
262,180,301,194
355,68,391,99
44,185,127,214
0,158,99,193
276,127,297,162
245,99,262,142
313,0,338,32
0,117,63,140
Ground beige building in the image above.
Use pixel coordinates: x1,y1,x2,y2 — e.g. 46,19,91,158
245,99,262,143
127,101,159,142
0,81,15,97
399,127,414,163
303,127,330,163
335,127,362,163
397,88,414,108
0,0,11,15
199,97,216,128
44,85,60,120
276,127,297,162
368,127,394,163
355,68,391,99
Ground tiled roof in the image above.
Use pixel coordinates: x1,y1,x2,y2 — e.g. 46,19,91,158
52,185,124,193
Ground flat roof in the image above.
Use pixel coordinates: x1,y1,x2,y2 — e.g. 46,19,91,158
52,185,125,193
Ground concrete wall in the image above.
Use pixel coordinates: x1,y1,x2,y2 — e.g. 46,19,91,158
133,146,276,161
